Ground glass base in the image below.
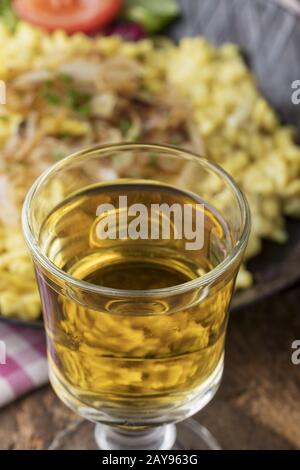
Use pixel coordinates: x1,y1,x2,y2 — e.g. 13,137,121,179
49,419,221,450
49,358,224,427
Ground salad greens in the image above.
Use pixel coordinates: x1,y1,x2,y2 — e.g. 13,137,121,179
0,0,18,32
123,0,180,33
0,0,180,35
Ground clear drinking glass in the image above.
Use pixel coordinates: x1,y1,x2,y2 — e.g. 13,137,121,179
22,144,250,450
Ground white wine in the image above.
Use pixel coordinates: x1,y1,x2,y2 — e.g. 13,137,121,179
38,181,235,424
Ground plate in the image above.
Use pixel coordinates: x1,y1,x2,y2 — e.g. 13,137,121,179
169,0,300,311
1,0,300,328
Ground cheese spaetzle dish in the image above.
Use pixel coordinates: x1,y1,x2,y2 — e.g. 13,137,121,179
1,21,300,319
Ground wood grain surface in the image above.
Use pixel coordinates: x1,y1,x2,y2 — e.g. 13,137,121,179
0,285,299,450
170,0,300,311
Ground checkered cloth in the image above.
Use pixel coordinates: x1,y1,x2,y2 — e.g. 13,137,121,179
0,322,48,407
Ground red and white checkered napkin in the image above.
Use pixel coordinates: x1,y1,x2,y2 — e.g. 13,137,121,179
0,322,48,407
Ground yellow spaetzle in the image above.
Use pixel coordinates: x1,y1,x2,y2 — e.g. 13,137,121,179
1,22,300,319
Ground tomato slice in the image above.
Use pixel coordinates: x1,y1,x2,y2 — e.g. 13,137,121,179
13,0,123,33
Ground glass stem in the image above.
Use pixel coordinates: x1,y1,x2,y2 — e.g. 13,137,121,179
94,423,177,450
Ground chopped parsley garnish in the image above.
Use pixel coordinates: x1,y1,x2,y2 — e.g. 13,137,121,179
64,88,92,114
52,150,66,161
149,153,159,168
76,103,92,116
120,118,132,135
39,76,92,115
57,73,74,85
39,81,61,105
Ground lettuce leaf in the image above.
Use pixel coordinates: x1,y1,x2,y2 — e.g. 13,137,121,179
0,0,18,32
123,0,180,33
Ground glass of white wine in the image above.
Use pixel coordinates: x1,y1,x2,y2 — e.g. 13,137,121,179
22,144,250,450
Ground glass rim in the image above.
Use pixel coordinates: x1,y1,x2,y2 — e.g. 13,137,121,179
22,143,251,298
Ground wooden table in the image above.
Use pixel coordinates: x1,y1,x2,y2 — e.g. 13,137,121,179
0,285,299,450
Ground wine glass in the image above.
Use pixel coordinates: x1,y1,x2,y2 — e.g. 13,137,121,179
22,143,250,450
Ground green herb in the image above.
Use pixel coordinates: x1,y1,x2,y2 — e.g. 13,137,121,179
39,78,92,114
64,89,92,115
138,84,149,94
123,0,180,33
0,115,9,122
43,92,61,105
52,150,66,161
58,73,74,85
170,135,182,145
0,0,18,33
40,81,61,105
77,103,92,116
64,89,77,108
149,153,159,168
57,132,71,139
120,118,132,135
15,159,27,166
132,132,141,142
